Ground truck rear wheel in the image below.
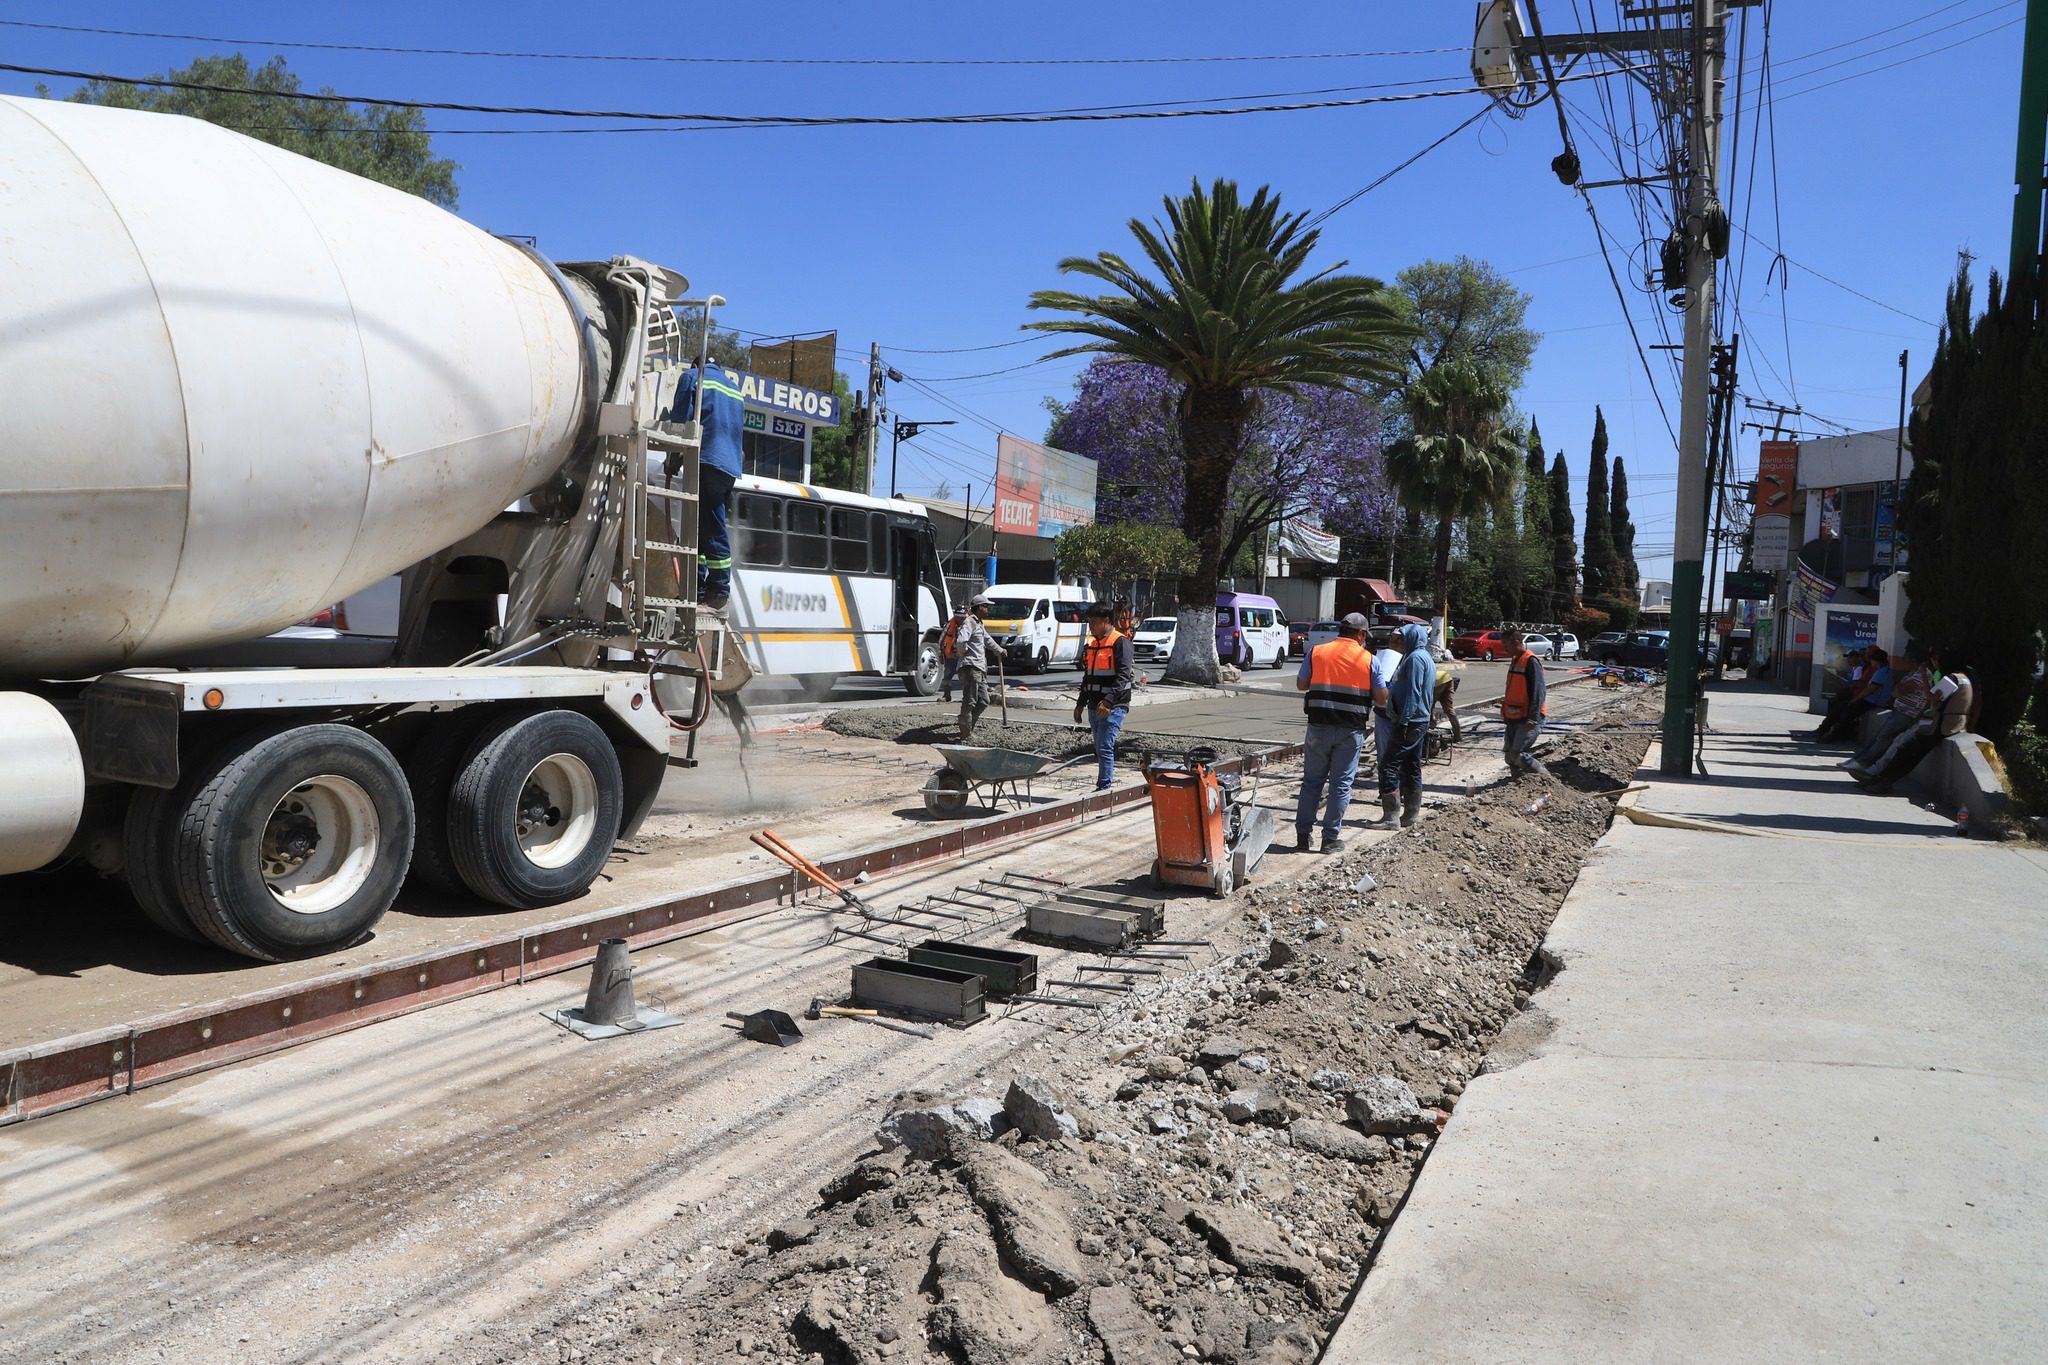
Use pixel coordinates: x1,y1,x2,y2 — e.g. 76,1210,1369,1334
122,782,203,942
174,725,414,961
447,710,622,909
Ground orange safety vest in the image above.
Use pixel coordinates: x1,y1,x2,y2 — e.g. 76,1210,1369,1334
1082,629,1127,687
1501,650,1547,721
1304,637,1375,729
941,615,964,661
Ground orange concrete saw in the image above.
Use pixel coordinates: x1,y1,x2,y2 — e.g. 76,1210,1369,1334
1143,746,1274,897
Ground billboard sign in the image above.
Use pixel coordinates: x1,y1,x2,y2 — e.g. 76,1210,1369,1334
1752,440,1798,571
1789,561,1837,621
1810,605,1880,712
1722,570,1772,600
995,434,1098,538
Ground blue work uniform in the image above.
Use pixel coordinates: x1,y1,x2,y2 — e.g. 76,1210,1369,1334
672,365,748,601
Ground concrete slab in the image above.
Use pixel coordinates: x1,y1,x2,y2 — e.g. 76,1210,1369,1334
1324,681,2048,1364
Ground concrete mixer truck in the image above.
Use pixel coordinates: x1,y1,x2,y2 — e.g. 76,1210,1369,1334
0,95,742,961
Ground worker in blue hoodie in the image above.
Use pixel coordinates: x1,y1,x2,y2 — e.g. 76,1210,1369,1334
670,363,747,611
1382,623,1437,829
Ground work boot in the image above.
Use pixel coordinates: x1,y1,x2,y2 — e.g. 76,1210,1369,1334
1295,829,1312,852
1399,788,1423,829
1525,755,1550,779
1321,833,1345,854
1370,794,1400,826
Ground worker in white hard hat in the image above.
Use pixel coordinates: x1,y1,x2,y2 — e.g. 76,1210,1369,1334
953,594,1002,740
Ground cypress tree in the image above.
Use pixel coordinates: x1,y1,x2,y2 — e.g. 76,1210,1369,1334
1610,455,1639,602
1582,407,1615,599
1548,452,1577,608
1522,422,1553,616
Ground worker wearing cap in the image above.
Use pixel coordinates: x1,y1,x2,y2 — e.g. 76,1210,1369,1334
670,362,747,612
939,601,968,703
1294,612,1375,853
953,594,1001,740
1499,626,1550,778
1076,602,1136,790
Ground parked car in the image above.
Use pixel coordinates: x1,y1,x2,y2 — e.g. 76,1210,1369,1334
1302,620,1344,655
1597,630,1671,670
1451,628,1508,660
1523,631,1556,660
1587,630,1627,661
1131,616,1177,662
1553,632,1581,660
1288,618,1311,656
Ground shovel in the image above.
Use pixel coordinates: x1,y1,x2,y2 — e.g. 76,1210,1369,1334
750,828,879,917
726,1008,803,1047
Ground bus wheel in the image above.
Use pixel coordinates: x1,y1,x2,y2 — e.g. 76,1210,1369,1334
905,642,943,697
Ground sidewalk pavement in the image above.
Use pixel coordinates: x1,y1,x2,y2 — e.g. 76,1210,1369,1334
1322,679,2048,1364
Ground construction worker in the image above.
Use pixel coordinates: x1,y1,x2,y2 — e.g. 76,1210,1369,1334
1499,626,1550,778
939,601,968,703
1383,623,1437,828
669,362,747,611
1294,612,1375,853
1432,639,1463,743
1368,630,1403,825
1077,602,1136,790
953,593,1001,740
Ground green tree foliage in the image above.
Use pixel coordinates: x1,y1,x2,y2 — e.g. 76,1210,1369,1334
1548,453,1578,607
808,372,865,492
1052,522,1197,583
1392,257,1541,388
1385,356,1523,636
1027,178,1410,684
57,54,459,207
1610,454,1641,603
1903,263,2047,740
1582,407,1617,600
1521,420,1555,616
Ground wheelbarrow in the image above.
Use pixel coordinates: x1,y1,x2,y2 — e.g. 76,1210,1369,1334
922,745,1093,815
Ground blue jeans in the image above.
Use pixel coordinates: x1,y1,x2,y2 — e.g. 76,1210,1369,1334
1384,718,1426,796
1504,718,1543,773
1090,704,1128,789
1374,711,1396,797
1297,723,1365,838
698,464,736,598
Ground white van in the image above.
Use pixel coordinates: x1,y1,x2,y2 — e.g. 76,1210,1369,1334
982,583,1093,673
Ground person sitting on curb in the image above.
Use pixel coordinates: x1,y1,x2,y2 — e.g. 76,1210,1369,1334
1075,602,1135,791
1840,643,1930,775
1498,626,1550,779
1814,645,1892,743
1293,612,1375,854
1855,656,1974,793
1802,647,1873,742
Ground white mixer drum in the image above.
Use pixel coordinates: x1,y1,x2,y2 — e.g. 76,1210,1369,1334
0,95,592,678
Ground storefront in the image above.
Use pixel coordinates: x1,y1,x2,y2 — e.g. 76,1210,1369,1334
731,371,841,483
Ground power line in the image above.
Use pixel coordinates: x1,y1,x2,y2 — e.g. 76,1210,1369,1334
1577,189,1679,449
1767,13,2024,104
0,59,1639,128
1730,224,1937,327
0,20,1462,66
1305,104,1491,228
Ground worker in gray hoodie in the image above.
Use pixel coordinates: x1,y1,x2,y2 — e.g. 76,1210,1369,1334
1380,623,1437,829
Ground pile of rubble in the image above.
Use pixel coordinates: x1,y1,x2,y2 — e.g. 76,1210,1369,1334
458,706,1655,1365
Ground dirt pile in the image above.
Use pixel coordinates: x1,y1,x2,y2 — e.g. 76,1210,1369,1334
452,704,1655,1365
826,706,1272,764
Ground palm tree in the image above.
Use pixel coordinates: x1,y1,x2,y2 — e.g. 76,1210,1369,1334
1026,178,1410,684
1385,355,1523,642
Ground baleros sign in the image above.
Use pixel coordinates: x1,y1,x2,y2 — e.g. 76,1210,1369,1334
735,370,840,425
1751,440,1799,572
994,434,1098,537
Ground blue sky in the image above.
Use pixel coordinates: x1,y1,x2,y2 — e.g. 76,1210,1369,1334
1,1,2027,581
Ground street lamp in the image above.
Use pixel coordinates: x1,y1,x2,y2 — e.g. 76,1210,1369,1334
890,417,957,498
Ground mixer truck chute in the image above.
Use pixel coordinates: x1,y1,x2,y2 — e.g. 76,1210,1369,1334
0,95,738,961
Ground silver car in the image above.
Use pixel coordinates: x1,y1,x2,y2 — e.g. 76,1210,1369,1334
1522,631,1556,660
1553,631,1581,659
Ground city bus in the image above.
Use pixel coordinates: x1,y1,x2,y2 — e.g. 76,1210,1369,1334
727,475,951,695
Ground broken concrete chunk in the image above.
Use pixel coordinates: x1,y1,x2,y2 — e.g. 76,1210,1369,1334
877,1097,1011,1158
764,1219,817,1252
1086,1284,1183,1365
956,1144,1088,1299
1286,1119,1384,1164
1221,1087,1287,1126
1005,1071,1081,1141
927,1230,1056,1362
1238,1055,1270,1074
1184,1206,1318,1291
1196,1036,1244,1069
1261,938,1298,969
1308,1068,1355,1093
1345,1075,1432,1135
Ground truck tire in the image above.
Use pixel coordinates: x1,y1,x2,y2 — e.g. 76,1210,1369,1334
401,708,499,896
447,710,622,909
174,725,414,961
122,782,203,942
904,641,943,697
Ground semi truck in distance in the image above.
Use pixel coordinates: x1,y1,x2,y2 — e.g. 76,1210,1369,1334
0,95,737,961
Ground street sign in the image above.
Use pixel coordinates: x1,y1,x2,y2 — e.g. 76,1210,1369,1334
1722,570,1772,600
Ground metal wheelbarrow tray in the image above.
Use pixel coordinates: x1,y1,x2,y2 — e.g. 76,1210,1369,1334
922,745,1092,815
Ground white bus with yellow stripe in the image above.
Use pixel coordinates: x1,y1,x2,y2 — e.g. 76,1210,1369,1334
727,475,951,695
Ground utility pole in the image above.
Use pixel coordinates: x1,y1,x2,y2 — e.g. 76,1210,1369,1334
1661,0,1731,775
890,418,957,498
862,342,887,498
2011,0,2048,283
1703,335,1739,679
1890,349,1909,576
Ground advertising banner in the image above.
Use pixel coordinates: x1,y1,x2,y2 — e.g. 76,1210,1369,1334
1789,561,1837,621
1873,480,1907,578
1752,440,1798,571
1810,605,1880,712
995,434,1098,538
